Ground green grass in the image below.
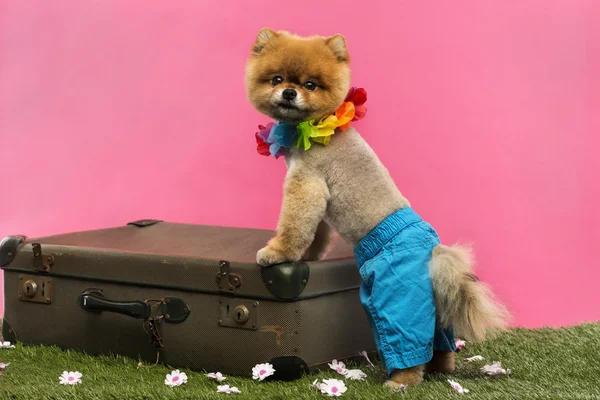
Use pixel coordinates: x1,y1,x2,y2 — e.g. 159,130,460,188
1,323,599,399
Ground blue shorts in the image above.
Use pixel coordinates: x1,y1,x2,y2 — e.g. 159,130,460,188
354,207,456,375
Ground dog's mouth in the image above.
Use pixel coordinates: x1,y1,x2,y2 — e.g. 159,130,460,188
269,101,311,123
276,101,301,110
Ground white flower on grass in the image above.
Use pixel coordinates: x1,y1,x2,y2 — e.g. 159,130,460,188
390,384,407,393
217,384,241,394
328,359,347,375
358,351,375,368
448,379,469,394
465,355,485,362
206,372,227,382
0,362,10,369
481,361,511,376
252,363,275,381
311,379,322,390
343,369,367,381
59,371,82,385
164,369,188,387
455,338,466,351
319,379,347,397
0,342,15,349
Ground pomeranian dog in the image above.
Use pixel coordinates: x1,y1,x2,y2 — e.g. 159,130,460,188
245,28,509,388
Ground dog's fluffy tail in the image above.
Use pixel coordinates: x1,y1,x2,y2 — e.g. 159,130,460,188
430,244,510,342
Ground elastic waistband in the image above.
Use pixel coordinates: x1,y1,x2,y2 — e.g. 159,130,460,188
354,207,422,267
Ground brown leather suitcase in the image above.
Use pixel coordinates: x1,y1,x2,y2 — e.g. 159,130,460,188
0,220,375,379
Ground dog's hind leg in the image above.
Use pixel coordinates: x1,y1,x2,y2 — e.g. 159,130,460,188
384,365,425,389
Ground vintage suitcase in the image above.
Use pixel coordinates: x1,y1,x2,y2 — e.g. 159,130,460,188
0,220,375,379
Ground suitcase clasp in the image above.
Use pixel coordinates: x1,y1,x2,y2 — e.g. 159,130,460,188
32,243,53,273
217,298,259,330
18,274,53,304
215,261,242,293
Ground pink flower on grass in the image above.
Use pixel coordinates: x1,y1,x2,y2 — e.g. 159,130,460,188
217,384,241,394
319,379,347,397
455,338,466,351
59,371,82,385
358,351,375,369
481,361,512,376
164,369,188,387
206,372,227,382
252,363,275,381
390,384,407,393
448,379,469,394
465,355,485,362
328,359,347,375
0,362,8,376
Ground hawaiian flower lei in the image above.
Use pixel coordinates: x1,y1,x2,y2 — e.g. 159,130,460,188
255,87,367,158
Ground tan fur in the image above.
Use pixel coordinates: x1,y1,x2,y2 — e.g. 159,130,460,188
430,244,511,341
245,29,351,124
251,28,277,55
385,365,424,388
245,28,510,387
256,172,330,265
301,220,333,261
425,351,455,374
325,34,349,62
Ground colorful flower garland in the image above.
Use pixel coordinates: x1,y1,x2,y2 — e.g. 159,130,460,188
255,87,367,158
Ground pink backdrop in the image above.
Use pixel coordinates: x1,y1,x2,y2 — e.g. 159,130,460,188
1,1,598,328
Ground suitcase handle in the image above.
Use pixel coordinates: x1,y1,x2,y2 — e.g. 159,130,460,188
77,288,191,323
78,290,151,319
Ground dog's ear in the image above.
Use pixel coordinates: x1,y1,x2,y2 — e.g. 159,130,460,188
252,28,278,56
325,34,349,63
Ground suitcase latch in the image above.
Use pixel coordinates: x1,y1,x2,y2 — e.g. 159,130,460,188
32,243,53,273
215,261,242,293
218,299,259,330
18,274,53,304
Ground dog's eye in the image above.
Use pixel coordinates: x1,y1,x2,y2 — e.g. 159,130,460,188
304,81,317,91
271,76,284,86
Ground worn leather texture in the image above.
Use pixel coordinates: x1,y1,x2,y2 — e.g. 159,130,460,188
1,222,376,378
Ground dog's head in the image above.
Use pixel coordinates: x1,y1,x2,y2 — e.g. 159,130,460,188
245,28,351,124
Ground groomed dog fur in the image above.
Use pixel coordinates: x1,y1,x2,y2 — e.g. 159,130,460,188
245,28,510,388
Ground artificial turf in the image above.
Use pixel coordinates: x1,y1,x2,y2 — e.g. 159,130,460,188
1,323,599,399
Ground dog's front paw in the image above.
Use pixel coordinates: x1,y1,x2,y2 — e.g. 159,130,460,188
257,246,288,266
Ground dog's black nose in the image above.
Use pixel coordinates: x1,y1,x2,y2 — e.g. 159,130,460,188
282,89,297,101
